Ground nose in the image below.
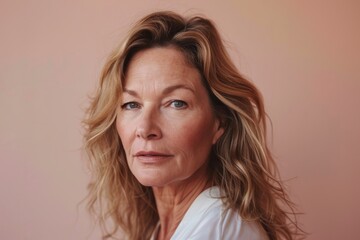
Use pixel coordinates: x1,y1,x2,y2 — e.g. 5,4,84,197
135,107,162,140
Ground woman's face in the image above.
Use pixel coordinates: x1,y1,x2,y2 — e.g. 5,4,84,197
116,47,224,187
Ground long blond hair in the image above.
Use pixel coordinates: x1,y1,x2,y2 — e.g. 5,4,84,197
83,11,304,240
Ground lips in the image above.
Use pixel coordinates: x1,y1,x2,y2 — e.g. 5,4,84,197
134,151,173,163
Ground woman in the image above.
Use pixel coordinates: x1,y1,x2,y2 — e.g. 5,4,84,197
84,11,303,240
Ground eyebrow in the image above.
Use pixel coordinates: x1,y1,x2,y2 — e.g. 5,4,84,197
123,84,195,97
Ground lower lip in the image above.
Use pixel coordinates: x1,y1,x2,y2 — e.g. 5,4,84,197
135,155,172,164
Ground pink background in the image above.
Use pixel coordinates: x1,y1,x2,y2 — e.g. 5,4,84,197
1,0,359,239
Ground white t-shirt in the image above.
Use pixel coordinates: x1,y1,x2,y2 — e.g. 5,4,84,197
150,187,269,240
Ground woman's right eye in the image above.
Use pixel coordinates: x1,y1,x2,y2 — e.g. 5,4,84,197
121,102,140,110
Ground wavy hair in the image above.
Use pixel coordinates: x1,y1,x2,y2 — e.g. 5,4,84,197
83,11,304,240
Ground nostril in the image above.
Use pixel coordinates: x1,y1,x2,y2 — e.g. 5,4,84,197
136,129,161,139
147,133,158,139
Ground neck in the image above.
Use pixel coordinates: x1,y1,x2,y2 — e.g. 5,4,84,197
152,167,211,240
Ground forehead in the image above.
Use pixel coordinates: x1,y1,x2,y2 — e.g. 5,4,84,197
123,47,202,90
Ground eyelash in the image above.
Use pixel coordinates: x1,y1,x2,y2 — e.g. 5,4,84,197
121,102,140,110
169,100,188,109
121,100,188,110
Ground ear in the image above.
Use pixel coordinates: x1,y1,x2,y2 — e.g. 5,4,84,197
212,118,224,144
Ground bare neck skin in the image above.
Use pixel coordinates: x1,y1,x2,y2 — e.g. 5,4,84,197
152,165,211,240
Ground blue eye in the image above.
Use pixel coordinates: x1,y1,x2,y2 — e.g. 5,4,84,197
170,100,187,109
121,102,140,110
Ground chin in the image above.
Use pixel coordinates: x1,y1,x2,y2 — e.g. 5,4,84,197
135,174,168,187
131,166,176,187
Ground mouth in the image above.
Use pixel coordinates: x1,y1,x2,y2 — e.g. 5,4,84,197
134,151,173,163
134,151,173,157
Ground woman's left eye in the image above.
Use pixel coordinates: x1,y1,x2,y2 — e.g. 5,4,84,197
170,100,188,109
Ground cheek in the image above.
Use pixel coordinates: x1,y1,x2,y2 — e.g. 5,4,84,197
173,119,215,156
180,129,207,145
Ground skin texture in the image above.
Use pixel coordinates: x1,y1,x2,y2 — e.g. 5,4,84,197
116,47,224,239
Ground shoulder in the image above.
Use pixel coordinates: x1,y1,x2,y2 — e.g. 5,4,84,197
220,208,269,240
171,187,269,240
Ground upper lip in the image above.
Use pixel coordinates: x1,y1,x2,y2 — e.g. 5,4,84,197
134,151,172,157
